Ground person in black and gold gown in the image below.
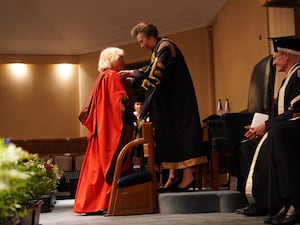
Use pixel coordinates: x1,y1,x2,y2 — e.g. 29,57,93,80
119,22,207,192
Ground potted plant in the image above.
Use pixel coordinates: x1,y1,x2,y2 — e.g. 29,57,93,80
0,138,60,224
38,159,61,213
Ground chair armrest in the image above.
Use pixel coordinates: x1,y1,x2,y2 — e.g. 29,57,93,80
222,112,253,149
206,119,224,127
206,112,254,151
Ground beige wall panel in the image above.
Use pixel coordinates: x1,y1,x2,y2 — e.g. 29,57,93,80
0,62,80,139
78,52,99,136
268,7,295,38
267,7,295,98
213,0,269,113
122,42,152,64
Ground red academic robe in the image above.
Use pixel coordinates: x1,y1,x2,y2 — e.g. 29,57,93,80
73,69,129,213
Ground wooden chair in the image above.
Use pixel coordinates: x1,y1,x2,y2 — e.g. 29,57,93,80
106,122,158,216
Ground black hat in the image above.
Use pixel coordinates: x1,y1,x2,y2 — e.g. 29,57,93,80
269,35,300,55
134,95,144,103
134,88,145,102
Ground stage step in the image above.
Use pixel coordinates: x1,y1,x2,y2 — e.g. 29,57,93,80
158,190,245,214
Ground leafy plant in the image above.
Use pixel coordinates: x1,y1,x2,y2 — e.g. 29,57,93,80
0,138,60,224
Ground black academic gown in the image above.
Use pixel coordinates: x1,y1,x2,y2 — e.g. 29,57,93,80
133,37,207,169
245,63,300,209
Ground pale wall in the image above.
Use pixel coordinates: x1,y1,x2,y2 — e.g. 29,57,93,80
0,55,80,139
212,0,269,113
212,1,296,113
78,52,99,136
267,7,296,96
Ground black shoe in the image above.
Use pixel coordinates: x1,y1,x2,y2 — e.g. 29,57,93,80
263,206,288,224
157,179,179,193
170,180,196,192
84,210,107,216
235,205,252,214
243,205,267,217
272,205,299,225
157,187,171,193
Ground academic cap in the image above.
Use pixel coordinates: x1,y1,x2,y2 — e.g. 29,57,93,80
134,88,145,102
269,35,300,55
134,95,144,103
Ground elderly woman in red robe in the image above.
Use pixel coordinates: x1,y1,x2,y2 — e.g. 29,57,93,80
73,47,134,215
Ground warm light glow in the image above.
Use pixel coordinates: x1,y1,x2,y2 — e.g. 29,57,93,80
9,63,28,79
56,64,73,80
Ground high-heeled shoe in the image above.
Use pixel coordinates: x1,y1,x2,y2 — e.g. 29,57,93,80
157,179,179,193
170,179,196,192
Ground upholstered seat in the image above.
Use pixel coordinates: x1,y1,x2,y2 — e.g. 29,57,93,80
106,122,158,216
117,171,152,188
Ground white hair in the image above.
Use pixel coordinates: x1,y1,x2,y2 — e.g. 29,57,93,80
97,47,124,72
288,52,300,62
278,47,300,56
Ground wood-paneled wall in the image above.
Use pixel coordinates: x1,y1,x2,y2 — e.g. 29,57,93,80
0,57,80,139
11,137,87,158
213,0,270,113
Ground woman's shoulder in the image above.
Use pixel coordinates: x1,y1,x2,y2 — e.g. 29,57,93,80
156,38,176,57
101,69,119,77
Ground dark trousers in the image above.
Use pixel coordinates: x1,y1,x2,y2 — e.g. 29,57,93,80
271,118,300,209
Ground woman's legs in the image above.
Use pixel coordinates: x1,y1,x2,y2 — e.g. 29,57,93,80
161,166,196,191
177,167,194,188
163,169,178,188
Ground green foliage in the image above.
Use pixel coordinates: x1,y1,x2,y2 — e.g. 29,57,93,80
0,138,60,224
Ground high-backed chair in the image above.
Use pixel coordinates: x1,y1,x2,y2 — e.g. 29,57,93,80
106,122,158,216
204,55,276,190
247,55,275,114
